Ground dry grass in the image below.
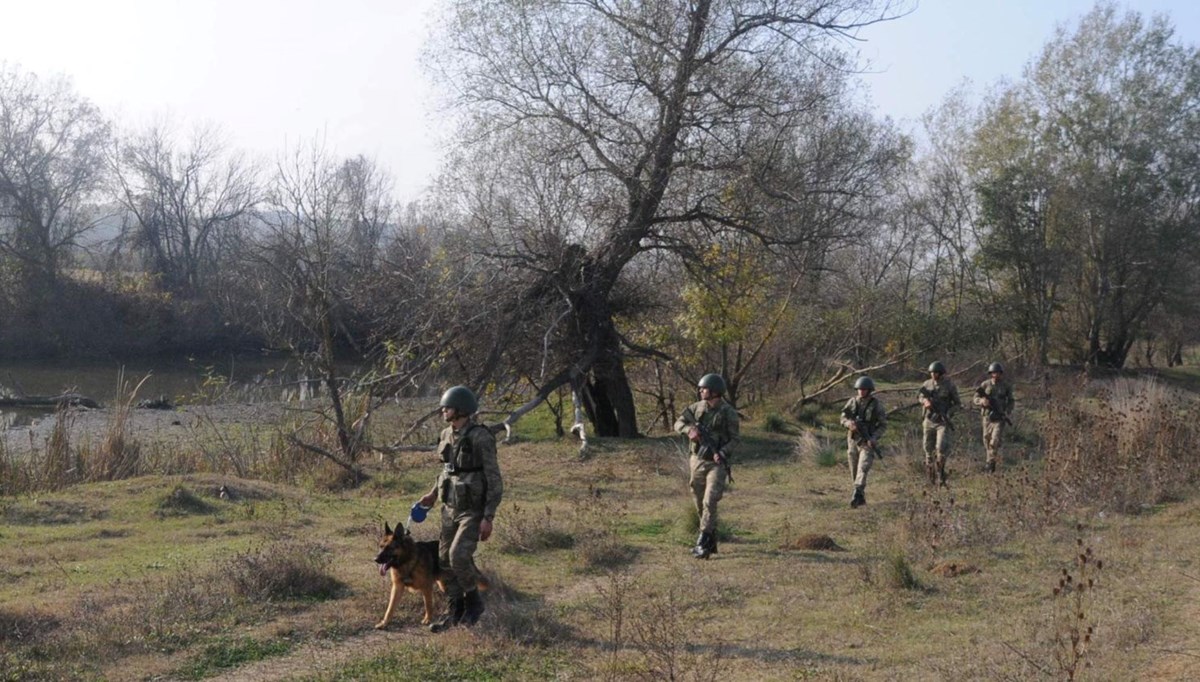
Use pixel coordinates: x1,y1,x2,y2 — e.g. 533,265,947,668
1,375,1200,679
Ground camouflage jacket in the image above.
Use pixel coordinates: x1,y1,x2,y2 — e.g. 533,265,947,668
973,379,1014,422
918,378,961,426
430,421,503,518
674,399,740,460
840,395,887,444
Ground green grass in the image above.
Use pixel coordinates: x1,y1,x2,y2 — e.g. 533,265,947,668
3,391,1200,680
308,646,563,681
176,636,295,680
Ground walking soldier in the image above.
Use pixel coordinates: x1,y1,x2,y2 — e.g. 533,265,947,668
674,373,739,559
417,386,503,632
840,376,887,508
918,361,961,486
974,362,1015,473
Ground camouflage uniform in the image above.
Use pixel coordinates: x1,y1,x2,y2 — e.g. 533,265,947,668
973,378,1015,469
840,393,887,494
428,420,503,600
918,377,961,483
674,399,739,538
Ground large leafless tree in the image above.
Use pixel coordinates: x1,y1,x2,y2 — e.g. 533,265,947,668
0,67,110,297
431,0,908,436
112,122,260,298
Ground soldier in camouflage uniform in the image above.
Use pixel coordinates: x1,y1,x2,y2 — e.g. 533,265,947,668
418,385,503,632
973,362,1015,473
674,373,739,560
840,376,887,508
918,361,961,486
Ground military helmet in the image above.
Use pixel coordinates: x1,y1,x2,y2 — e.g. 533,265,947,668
439,385,478,414
854,376,875,391
928,361,946,374
697,373,727,395
988,362,1005,374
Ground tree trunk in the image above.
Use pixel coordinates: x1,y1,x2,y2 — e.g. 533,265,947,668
569,270,640,438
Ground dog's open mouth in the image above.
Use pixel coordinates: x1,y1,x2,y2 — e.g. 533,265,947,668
377,561,391,576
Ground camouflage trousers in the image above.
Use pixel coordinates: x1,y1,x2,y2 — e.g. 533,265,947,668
438,506,482,598
689,455,727,534
847,438,875,489
922,421,953,465
982,418,1007,465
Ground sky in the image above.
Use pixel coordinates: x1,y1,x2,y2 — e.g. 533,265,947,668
1,0,1197,204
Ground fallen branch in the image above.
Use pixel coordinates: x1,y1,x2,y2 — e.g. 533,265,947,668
0,393,100,409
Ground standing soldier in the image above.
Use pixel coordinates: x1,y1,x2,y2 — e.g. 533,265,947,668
974,362,1015,473
918,361,961,486
674,373,739,560
417,386,503,633
840,376,887,508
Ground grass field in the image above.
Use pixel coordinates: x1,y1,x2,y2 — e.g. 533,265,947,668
2,381,1200,680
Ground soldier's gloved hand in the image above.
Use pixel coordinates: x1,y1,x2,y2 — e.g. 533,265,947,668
687,426,701,442
714,451,726,465
479,518,493,542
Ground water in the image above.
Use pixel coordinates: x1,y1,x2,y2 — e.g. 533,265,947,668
0,355,314,429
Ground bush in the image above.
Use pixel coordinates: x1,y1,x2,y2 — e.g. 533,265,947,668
762,413,787,433
497,503,576,555
793,430,839,468
222,542,345,601
883,552,923,591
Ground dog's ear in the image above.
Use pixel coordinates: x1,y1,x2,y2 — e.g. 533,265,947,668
384,521,393,536
397,521,408,536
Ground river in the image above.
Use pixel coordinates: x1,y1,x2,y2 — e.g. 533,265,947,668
0,355,317,429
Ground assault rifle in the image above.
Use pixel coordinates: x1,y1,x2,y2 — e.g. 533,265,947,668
850,418,883,459
975,385,1013,426
918,386,954,427
695,421,734,483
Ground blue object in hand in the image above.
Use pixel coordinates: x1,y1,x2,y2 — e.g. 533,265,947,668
410,501,431,523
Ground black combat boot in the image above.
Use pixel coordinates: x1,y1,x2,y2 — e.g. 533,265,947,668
850,486,866,508
429,594,465,633
462,589,485,626
706,531,718,555
692,531,714,559
937,461,948,487
986,460,996,474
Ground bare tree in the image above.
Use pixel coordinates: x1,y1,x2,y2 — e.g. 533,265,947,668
112,122,260,298
430,0,909,436
232,140,398,476
0,66,110,297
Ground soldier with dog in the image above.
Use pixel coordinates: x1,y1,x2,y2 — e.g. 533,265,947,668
416,385,503,632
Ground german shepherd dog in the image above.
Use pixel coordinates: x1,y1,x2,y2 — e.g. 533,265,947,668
374,521,445,628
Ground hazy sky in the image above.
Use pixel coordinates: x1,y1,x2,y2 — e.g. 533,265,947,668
1,0,1197,203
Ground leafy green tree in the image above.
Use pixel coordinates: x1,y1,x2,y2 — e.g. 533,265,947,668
973,2,1200,367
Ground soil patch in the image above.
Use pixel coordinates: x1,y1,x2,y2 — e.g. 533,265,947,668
929,561,981,578
781,533,845,551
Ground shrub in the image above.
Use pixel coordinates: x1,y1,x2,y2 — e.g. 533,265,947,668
762,413,787,433
497,503,576,555
883,551,923,591
222,542,345,601
156,485,216,517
